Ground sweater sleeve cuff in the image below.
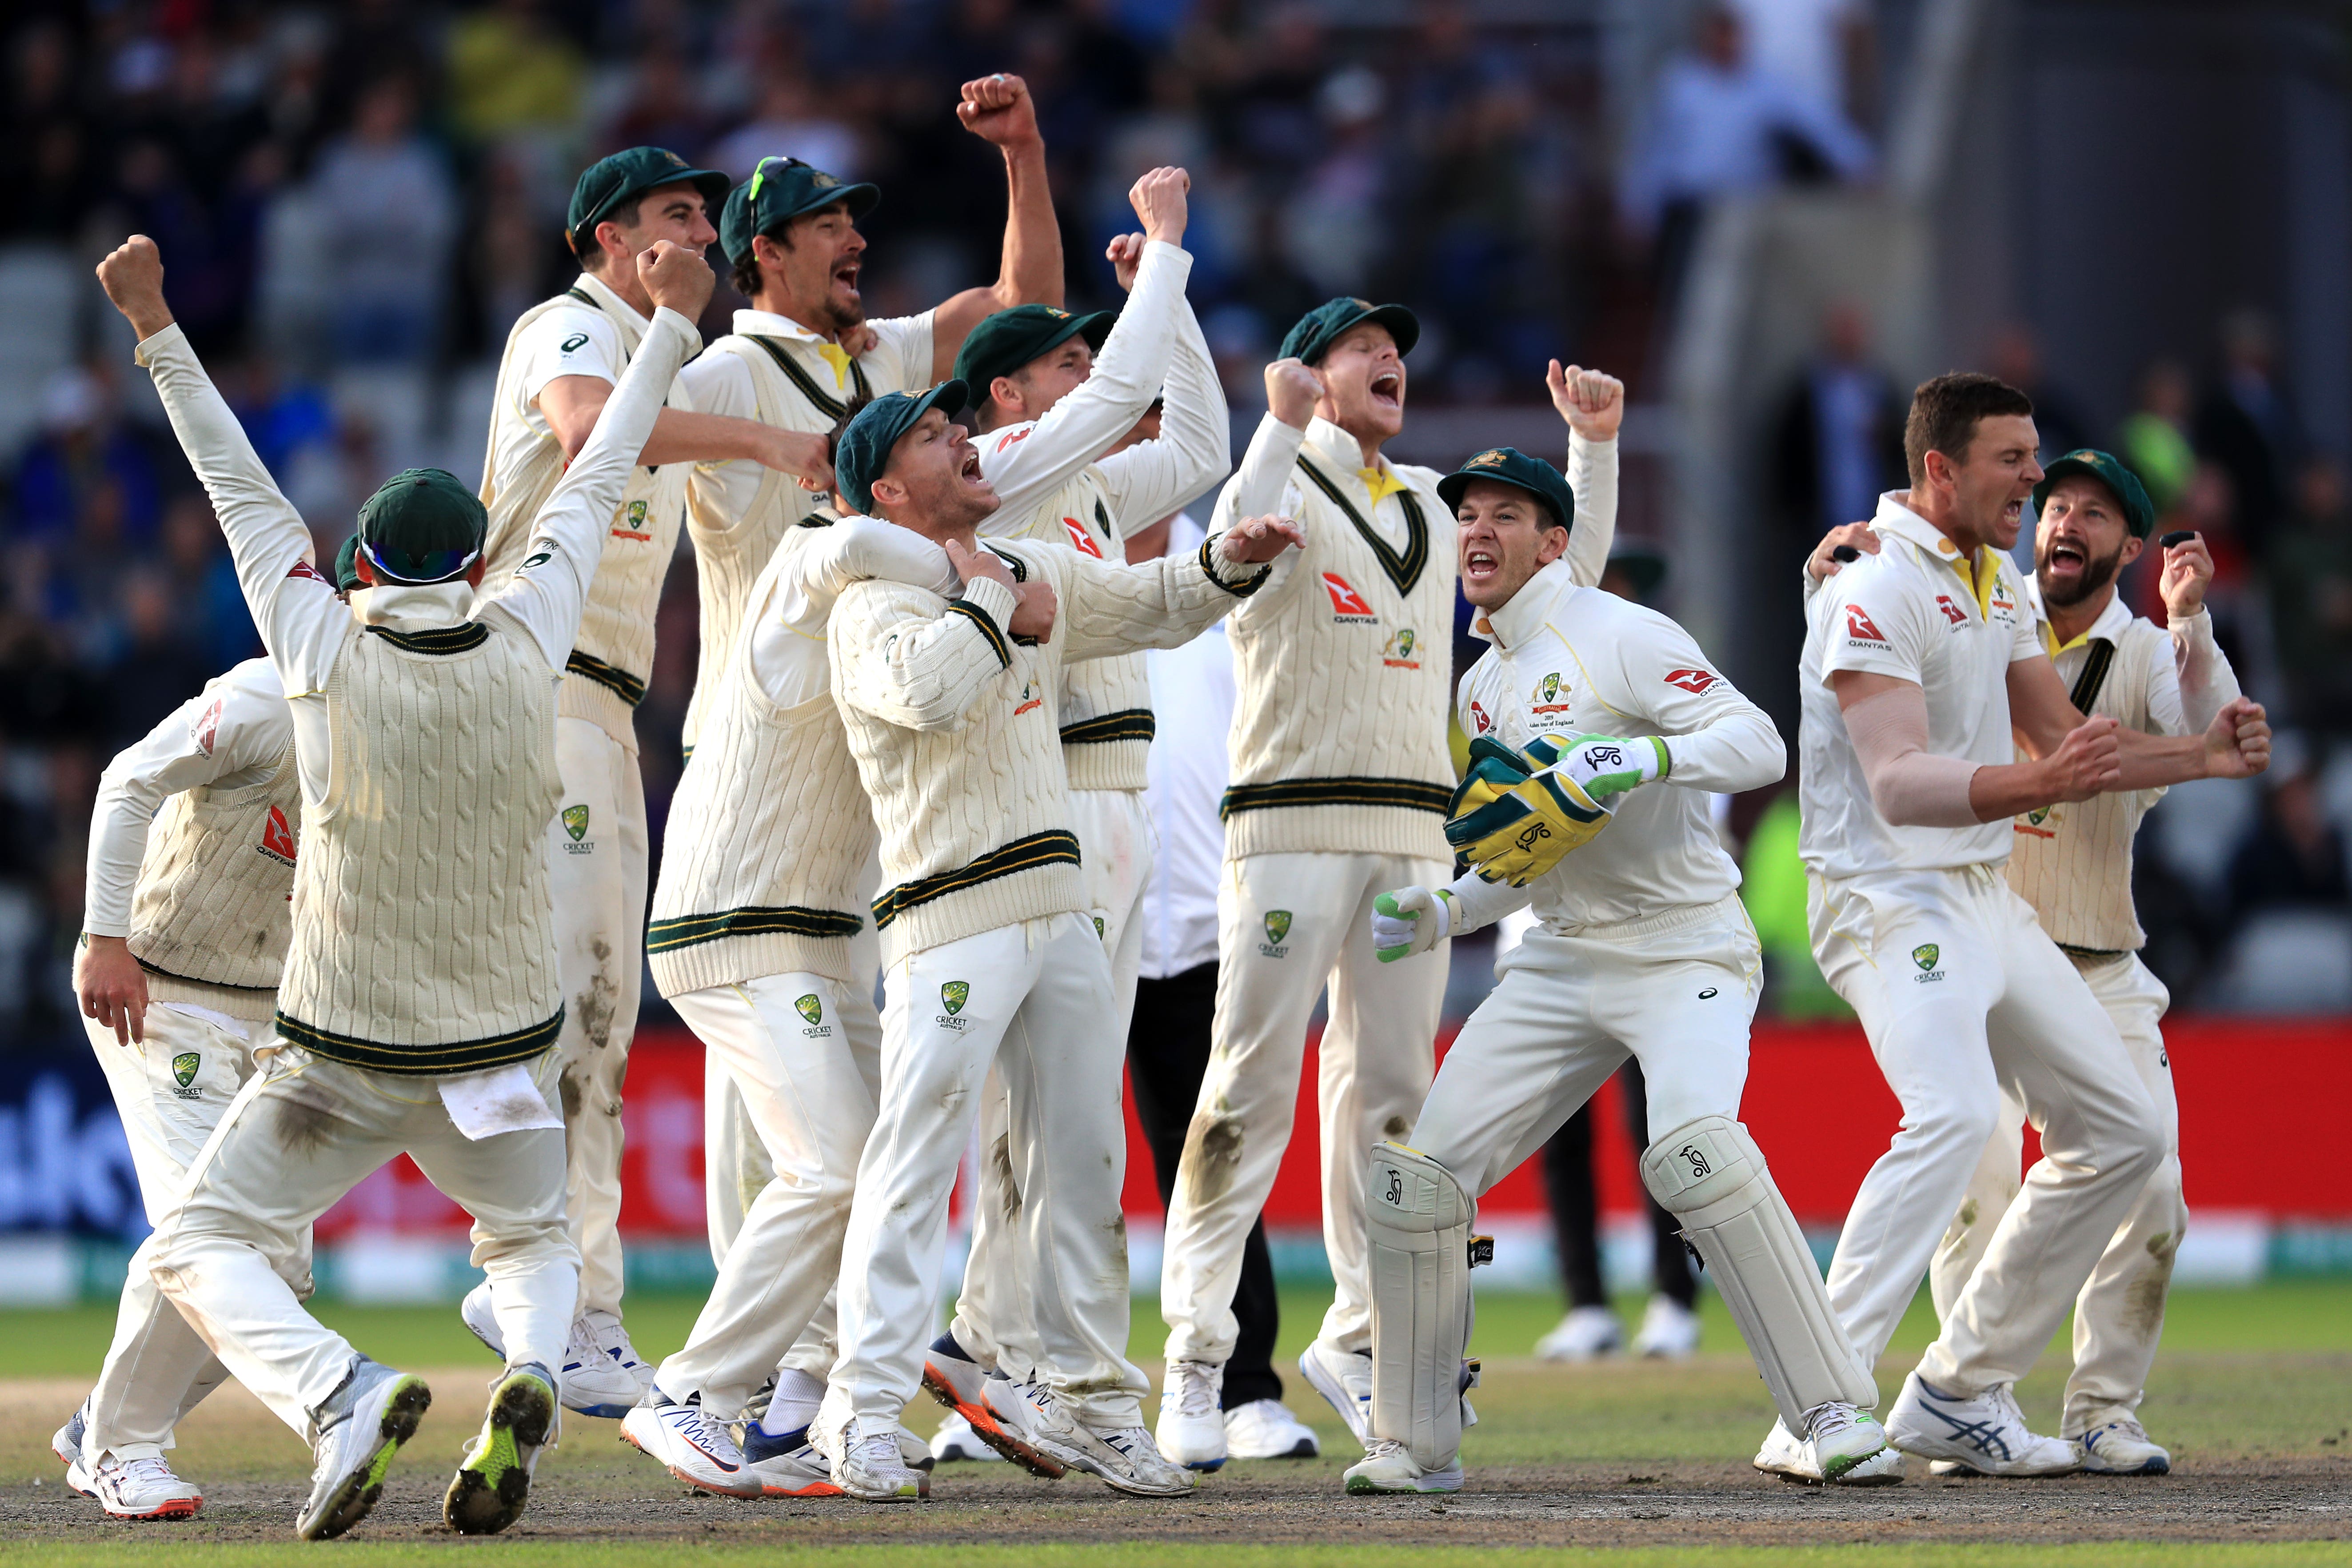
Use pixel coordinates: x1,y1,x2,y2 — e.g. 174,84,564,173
953,575,1018,666
1198,535,1270,597
134,322,188,367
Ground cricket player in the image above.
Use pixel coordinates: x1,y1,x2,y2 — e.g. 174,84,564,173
925,167,1234,1473
675,72,1066,1279
100,232,712,1538
1811,449,2239,1476
808,387,1297,1501
1346,441,1892,1495
1157,302,1622,1450
53,655,301,1520
465,145,838,1412
1792,374,2268,1477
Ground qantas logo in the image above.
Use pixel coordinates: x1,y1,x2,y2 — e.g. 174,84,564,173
259,805,297,866
1845,604,1888,644
994,427,1032,455
1062,517,1103,558
1469,700,1492,734
192,696,222,757
1322,573,1377,622
1935,594,1966,626
288,559,328,585
1663,667,1718,694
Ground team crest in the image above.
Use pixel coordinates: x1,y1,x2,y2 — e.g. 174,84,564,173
795,993,823,1027
2026,806,2052,827
1913,944,1940,972
172,1052,200,1089
1264,910,1293,945
1541,672,1560,703
940,981,970,1017
1093,916,1106,939
563,805,590,842
1466,449,1506,469
1381,628,1419,669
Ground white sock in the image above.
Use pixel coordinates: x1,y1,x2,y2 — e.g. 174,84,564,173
758,1368,827,1437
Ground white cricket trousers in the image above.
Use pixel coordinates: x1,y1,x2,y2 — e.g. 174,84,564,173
655,973,880,1418
547,715,647,1319
1161,850,1448,1367
821,913,1149,1432
1929,949,2184,1434
81,1004,307,1465
147,1045,579,1441
954,788,1152,1378
1810,864,2164,1394
1411,895,1763,1193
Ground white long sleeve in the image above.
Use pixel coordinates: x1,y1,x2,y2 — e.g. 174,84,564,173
831,575,1021,731
1559,433,1619,588
1094,295,1231,527
2166,606,2242,735
1218,413,1307,528
748,515,962,708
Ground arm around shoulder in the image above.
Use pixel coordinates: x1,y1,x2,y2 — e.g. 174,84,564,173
831,577,1017,731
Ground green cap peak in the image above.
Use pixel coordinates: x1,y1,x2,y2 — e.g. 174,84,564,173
719,156,881,267
1437,447,1576,534
2033,448,2156,539
1279,297,1419,367
566,147,730,253
952,305,1116,405
834,382,970,517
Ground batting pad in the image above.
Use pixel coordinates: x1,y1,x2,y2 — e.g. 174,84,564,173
1640,1115,1877,1427
1367,1142,1476,1471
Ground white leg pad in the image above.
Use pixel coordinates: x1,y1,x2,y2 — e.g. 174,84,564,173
1640,1115,1876,1427
1366,1142,1474,1471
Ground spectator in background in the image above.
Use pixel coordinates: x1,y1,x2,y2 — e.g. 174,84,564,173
1725,0,1876,126
1619,4,1874,326
2118,358,2197,514
708,61,863,182
1985,321,2088,464
159,494,260,674
1771,299,1905,539
2268,455,2352,737
311,76,456,365
1278,66,1391,299
446,0,587,146
2227,739,2351,921
12,368,165,548
5,22,90,245
606,50,719,165
2197,307,2298,562
99,571,207,752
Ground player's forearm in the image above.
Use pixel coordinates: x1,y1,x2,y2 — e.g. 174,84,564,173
1439,865,1531,937
2108,725,2211,792
84,778,163,939
807,515,959,603
1103,298,1231,526
1659,706,1785,794
1061,544,1263,662
1559,432,1619,589
837,579,1020,730
2170,608,2241,734
1845,685,1983,826
634,407,780,469
1226,415,1305,523
997,136,1063,310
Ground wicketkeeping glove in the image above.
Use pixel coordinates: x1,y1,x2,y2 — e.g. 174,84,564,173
1521,733,1670,799
1371,886,1454,962
1446,750,1615,887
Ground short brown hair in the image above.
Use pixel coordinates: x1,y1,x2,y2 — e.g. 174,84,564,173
571,197,643,267
729,223,793,298
1903,372,2034,485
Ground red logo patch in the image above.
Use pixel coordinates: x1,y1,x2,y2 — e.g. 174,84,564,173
994,427,1031,455
1321,573,1376,618
1469,700,1491,734
1062,517,1103,558
1934,594,1966,626
1845,604,1887,642
259,805,297,866
192,696,222,757
287,559,327,585
1663,667,1718,694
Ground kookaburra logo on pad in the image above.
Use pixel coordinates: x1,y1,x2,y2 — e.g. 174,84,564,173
1678,1144,1711,1180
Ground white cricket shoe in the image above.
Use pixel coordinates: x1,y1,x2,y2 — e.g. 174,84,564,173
1805,1401,1902,1484
739,1420,845,1496
1155,1359,1227,1471
1754,1412,1903,1486
811,1412,928,1502
1885,1372,2080,1476
445,1362,557,1534
1631,1294,1703,1359
75,1453,204,1520
2076,1417,2171,1476
297,1359,431,1540
621,1392,762,1498
561,1310,655,1420
1344,1438,1462,1495
1225,1398,1320,1460
53,1400,92,1496
459,1281,504,1358
927,1411,1005,1464
1297,1341,1374,1445
919,1332,1065,1477
1534,1305,1623,1362
1030,1403,1195,1497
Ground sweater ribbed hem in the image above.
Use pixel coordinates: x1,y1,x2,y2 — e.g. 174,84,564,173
877,862,1086,970
1223,802,1452,862
648,929,859,997
144,969,279,1024
1063,737,1150,792
274,1005,564,1075
559,668,642,743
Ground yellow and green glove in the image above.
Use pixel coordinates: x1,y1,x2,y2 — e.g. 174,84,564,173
1446,737,1615,886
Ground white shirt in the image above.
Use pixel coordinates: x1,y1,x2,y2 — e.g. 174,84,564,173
1138,512,1230,979
1620,54,1874,227
1798,492,2041,878
84,657,293,938
744,516,963,709
1458,557,1784,929
677,304,937,525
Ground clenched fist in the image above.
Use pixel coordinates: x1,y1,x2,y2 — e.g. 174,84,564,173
1548,360,1625,443
2200,696,2270,780
2040,715,2123,803
958,73,1042,151
1265,357,1324,431
638,239,714,320
1128,165,1190,248
96,235,175,340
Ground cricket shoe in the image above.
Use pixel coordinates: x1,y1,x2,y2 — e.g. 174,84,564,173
1885,1372,2079,1476
1344,1439,1462,1496
445,1362,557,1534
72,1453,204,1520
1297,1341,1374,1445
1155,1359,1227,1471
928,1412,1006,1464
297,1359,431,1540
1534,1305,1623,1362
919,1332,1065,1477
621,1391,761,1499
1226,1398,1320,1460
1754,1410,1906,1486
563,1310,655,1419
811,1412,928,1502
1029,1401,1195,1497
1632,1294,1703,1359
52,1399,91,1492
2075,1417,2171,1476
739,1421,844,1497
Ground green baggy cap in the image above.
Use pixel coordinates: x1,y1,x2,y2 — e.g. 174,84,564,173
953,305,1116,402
567,147,731,254
835,382,970,517
2033,448,2156,539
355,468,488,585
1280,296,1420,366
334,534,363,592
1436,446,1577,534
719,156,881,267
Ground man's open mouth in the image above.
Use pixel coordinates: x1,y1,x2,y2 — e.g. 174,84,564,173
1464,546,1498,581
960,451,982,482
1370,371,1402,409
833,260,861,289
2047,538,2087,573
